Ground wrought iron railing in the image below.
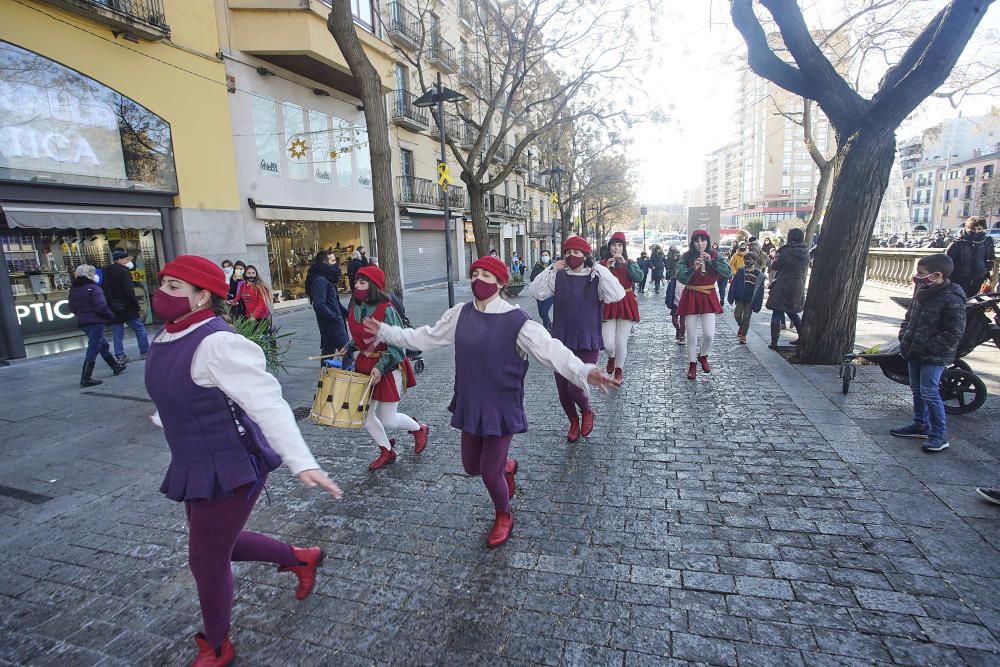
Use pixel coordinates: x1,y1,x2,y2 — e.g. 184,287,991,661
386,2,421,45
391,90,430,126
398,176,466,209
430,113,463,141
82,0,168,29
428,34,457,70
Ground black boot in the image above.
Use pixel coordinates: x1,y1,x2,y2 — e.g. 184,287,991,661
769,323,781,350
101,351,127,376
80,362,102,387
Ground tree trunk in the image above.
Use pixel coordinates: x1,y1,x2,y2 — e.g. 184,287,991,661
326,4,402,294
797,126,896,364
466,178,489,258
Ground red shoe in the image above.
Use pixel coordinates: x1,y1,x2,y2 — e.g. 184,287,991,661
738,335,746,345
580,410,594,437
277,545,323,600
190,633,235,667
368,443,397,470
606,356,615,374
504,458,518,499
614,368,622,383
687,362,697,380
566,416,580,443
486,510,514,548
698,355,711,373
411,423,429,454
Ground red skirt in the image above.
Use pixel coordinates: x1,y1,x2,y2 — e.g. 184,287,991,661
353,354,416,402
603,290,640,322
677,287,722,316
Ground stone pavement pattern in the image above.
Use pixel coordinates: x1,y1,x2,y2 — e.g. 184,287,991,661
0,284,998,666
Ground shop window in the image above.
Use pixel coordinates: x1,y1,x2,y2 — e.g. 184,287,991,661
252,95,280,177
356,128,372,189
265,221,361,300
283,102,308,181
307,110,331,183
333,117,353,186
0,40,177,192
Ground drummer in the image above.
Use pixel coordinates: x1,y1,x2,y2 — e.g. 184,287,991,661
343,265,429,470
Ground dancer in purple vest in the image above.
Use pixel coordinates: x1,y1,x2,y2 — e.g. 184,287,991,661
145,256,342,667
528,235,625,443
364,255,619,548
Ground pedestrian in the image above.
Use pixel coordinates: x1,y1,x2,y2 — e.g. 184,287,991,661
664,275,686,345
727,252,766,344
729,242,749,274
529,250,554,329
528,236,625,443
364,255,619,548
928,232,948,249
347,249,366,290
232,265,272,321
766,227,809,349
305,250,349,366
946,216,995,298
636,251,650,293
104,248,150,364
649,245,667,293
221,259,235,291
344,265,428,471
68,264,126,387
226,260,245,301
676,230,732,380
890,253,966,453
600,231,644,382
761,238,775,257
665,245,681,279
144,255,342,667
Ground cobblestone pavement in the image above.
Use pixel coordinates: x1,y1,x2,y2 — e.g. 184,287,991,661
1,285,998,666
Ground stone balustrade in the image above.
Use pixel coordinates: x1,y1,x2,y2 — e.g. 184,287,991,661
865,249,927,287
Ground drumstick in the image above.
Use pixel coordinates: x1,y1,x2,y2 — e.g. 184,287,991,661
307,352,345,361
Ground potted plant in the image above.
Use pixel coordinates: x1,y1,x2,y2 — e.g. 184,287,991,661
232,315,294,374
506,271,526,297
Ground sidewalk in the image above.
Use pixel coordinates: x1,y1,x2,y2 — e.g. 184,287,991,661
1,285,998,665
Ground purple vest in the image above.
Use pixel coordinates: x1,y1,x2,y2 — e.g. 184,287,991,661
145,318,281,502
551,269,603,351
448,303,530,437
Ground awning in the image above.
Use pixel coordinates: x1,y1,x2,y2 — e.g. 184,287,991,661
0,203,162,230
252,206,374,224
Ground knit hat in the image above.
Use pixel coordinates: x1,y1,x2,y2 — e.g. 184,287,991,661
469,255,509,285
111,249,129,261
355,264,385,290
691,229,711,241
563,236,592,255
159,255,229,298
610,231,627,245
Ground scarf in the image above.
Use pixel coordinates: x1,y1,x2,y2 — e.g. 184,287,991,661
164,308,216,333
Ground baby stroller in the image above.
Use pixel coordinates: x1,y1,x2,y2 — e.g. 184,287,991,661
388,293,425,373
839,292,1000,414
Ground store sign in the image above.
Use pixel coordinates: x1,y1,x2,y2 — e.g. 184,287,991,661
107,229,140,241
15,299,77,336
130,268,147,283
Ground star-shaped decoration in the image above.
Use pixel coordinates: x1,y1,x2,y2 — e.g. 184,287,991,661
328,149,339,160
288,137,308,159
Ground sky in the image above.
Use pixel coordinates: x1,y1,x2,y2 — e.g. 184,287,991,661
629,1,1000,205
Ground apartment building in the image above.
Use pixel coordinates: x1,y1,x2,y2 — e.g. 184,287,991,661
939,149,1000,230
703,141,741,223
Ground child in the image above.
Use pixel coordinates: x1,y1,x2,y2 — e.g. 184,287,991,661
664,276,685,345
727,252,766,344
890,254,966,452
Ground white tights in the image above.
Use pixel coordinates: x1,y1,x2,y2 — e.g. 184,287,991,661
602,319,632,368
365,370,419,449
684,313,716,363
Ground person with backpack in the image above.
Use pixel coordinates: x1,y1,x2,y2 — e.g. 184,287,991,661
766,227,809,349
68,264,126,387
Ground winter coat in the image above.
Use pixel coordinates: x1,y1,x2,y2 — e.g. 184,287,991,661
235,281,271,319
664,277,684,311
649,254,666,280
529,261,548,282
727,267,766,311
665,249,681,278
309,268,348,325
68,276,114,325
103,262,140,323
946,235,996,287
765,241,809,313
898,280,967,365
347,257,366,287
637,257,651,274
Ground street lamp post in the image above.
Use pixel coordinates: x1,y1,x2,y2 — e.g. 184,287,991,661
414,73,468,308
641,206,648,252
540,165,566,253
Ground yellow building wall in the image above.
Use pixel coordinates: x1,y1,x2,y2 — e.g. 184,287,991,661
0,0,240,211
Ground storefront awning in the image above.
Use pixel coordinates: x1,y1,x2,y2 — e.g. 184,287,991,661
251,205,374,224
0,203,162,230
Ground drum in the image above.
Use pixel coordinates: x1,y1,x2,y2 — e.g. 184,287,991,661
310,367,376,428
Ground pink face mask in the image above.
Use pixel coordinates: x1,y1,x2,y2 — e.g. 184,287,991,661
471,279,500,301
566,255,586,270
353,288,369,302
152,288,192,322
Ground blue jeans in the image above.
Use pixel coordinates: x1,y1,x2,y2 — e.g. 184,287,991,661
770,310,801,330
81,324,109,364
908,361,946,438
717,276,728,303
536,297,553,329
112,318,149,357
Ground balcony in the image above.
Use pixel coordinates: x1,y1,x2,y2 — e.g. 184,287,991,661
39,0,169,40
528,172,547,189
391,90,430,132
397,176,466,210
430,113,463,142
428,34,458,73
485,193,528,219
488,139,509,164
386,2,421,50
459,121,478,149
459,0,475,27
512,148,529,173
459,56,482,91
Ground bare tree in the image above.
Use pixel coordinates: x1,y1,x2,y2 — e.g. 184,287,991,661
731,0,995,364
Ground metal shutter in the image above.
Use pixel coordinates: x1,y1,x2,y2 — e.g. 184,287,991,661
401,230,459,288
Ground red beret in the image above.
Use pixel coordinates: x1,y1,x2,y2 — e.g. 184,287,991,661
691,229,711,241
563,236,592,254
356,265,385,290
469,255,509,285
159,255,229,298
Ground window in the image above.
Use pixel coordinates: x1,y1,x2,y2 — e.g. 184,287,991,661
400,148,413,200
394,63,408,93
356,128,371,188
282,102,308,180
308,111,330,183
252,95,280,177
352,0,373,30
333,118,353,186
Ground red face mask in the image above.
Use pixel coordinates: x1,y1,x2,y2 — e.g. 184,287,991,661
912,273,937,289
566,255,586,270
471,279,500,301
152,288,193,323
353,288,369,302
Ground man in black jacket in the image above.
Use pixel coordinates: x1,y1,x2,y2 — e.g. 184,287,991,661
104,249,149,364
946,217,995,297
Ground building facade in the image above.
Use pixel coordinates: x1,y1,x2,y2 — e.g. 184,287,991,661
939,150,1000,230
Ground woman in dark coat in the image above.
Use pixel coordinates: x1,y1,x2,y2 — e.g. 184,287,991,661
766,227,810,349
67,264,126,387
946,216,995,297
305,251,349,365
649,246,667,293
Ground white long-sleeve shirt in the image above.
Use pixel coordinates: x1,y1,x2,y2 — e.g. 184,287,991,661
374,298,595,391
150,319,320,475
528,263,626,303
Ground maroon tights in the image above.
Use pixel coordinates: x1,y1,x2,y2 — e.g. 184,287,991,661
555,349,598,419
460,431,514,512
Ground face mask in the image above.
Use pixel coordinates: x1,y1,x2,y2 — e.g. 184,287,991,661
969,231,986,241
471,279,500,301
153,289,193,322
246,275,257,283
353,288,369,302
566,255,586,270
224,267,234,278
541,255,550,264
912,273,937,288
124,261,134,270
